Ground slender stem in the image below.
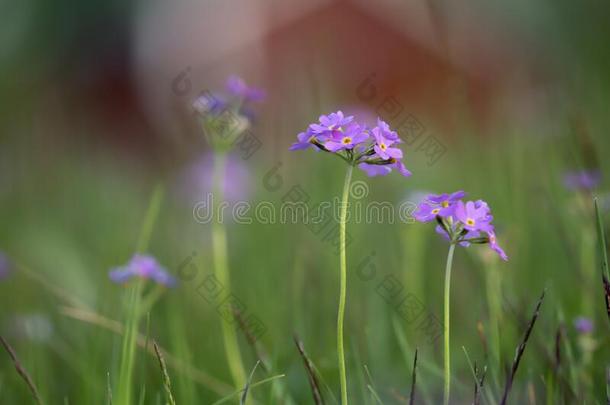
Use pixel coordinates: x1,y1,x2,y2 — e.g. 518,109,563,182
212,152,247,389
443,243,456,405
337,165,353,405
117,184,164,405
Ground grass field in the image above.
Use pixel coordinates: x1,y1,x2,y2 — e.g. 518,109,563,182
1,2,610,404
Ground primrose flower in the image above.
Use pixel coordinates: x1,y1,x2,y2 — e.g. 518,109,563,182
573,316,594,334
375,118,400,141
563,169,601,191
109,254,176,287
415,192,508,261
309,111,354,135
413,191,465,222
454,201,493,232
290,111,411,404
290,113,411,177
325,123,369,152
372,126,402,159
289,129,318,151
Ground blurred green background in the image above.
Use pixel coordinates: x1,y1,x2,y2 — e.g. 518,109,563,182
1,0,610,403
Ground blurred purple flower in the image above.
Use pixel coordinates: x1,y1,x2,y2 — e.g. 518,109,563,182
192,92,228,115
563,170,601,191
573,316,594,334
179,153,250,204
226,75,266,102
109,254,176,287
0,252,10,279
193,76,265,128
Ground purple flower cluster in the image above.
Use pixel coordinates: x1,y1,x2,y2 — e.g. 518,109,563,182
414,191,508,260
193,75,265,119
109,254,176,287
290,111,411,177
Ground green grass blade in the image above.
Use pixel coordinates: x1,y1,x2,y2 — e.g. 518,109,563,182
240,361,260,405
210,374,286,405
153,341,177,405
595,197,609,278
115,184,165,405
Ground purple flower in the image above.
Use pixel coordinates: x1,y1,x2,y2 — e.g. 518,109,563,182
435,224,477,247
309,111,354,135
192,92,228,116
289,129,318,151
455,201,494,232
487,231,508,261
375,119,401,142
573,316,594,334
291,112,411,178
109,254,176,287
358,163,392,177
563,170,601,191
413,192,507,261
391,160,412,177
371,126,402,159
226,75,266,102
413,191,465,222
193,76,265,132
358,160,411,178
325,123,369,152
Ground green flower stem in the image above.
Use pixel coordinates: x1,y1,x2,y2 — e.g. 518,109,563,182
117,184,164,405
338,164,353,405
443,243,456,405
212,152,247,389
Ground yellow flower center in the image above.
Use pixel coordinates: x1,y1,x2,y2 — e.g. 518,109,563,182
466,218,475,226
342,137,352,144
441,201,449,208
380,143,387,150
432,208,440,215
